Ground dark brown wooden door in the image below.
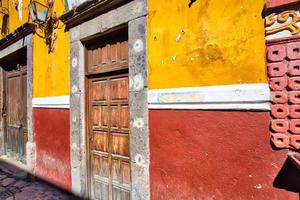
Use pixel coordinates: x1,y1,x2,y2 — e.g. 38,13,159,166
4,65,27,163
86,32,130,200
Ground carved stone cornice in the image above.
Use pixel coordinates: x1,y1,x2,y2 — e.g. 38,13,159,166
59,0,131,31
266,10,300,36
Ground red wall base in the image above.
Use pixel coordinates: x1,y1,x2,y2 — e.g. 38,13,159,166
149,110,299,200
34,108,71,191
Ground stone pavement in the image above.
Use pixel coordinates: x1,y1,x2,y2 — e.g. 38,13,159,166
0,161,80,200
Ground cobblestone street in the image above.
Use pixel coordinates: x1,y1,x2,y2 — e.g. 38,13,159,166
0,161,79,200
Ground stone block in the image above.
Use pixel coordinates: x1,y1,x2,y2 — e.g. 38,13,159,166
267,44,286,62
288,77,300,90
290,135,300,149
271,133,290,148
271,91,288,104
287,42,300,60
271,119,289,133
289,91,300,104
289,105,300,118
271,104,289,118
288,60,300,76
290,119,300,134
267,61,287,77
269,77,288,91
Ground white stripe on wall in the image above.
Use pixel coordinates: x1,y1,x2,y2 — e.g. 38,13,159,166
32,96,70,108
32,84,271,110
148,83,271,110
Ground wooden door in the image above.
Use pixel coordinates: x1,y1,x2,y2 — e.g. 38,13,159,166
86,32,130,200
4,65,27,163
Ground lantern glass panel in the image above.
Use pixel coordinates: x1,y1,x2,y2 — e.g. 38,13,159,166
29,1,48,24
29,2,37,22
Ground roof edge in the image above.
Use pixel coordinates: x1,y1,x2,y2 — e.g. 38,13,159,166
0,23,36,50
59,0,131,31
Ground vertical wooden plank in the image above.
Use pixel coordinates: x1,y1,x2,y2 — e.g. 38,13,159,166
121,42,128,61
98,48,102,66
92,48,98,66
102,45,109,65
87,50,93,68
111,44,118,63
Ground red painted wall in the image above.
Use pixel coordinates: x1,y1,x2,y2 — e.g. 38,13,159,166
34,108,71,191
150,110,299,200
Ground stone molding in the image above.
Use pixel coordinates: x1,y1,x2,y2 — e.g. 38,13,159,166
148,84,270,110
0,34,35,172
67,0,149,198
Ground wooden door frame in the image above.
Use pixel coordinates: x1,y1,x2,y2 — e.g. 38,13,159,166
68,1,150,199
0,34,35,171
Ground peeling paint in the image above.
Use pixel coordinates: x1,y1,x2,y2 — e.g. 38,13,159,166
72,57,78,68
133,74,144,91
40,152,67,173
17,0,23,21
134,154,145,167
133,118,145,129
72,117,77,123
176,30,185,42
254,184,262,189
71,85,78,93
133,39,144,53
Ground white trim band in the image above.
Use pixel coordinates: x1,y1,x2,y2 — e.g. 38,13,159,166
32,96,70,108
148,83,271,110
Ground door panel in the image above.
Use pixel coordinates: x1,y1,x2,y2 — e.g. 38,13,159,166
88,74,130,200
4,66,27,163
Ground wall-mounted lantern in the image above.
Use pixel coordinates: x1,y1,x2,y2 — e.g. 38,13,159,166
29,1,49,26
28,0,59,53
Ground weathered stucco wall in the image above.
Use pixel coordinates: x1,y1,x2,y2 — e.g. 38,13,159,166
34,108,71,191
9,0,30,32
32,0,71,190
147,0,266,89
0,0,30,38
33,0,70,97
33,32,70,97
146,0,298,199
0,0,71,186
150,110,299,200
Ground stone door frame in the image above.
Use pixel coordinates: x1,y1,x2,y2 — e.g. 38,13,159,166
68,0,150,199
0,34,35,171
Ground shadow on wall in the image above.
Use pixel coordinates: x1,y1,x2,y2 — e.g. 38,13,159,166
273,158,300,194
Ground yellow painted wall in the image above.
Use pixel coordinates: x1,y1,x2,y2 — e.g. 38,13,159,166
33,33,70,97
147,0,266,89
0,0,69,97
33,0,70,97
9,0,30,31
0,0,30,39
